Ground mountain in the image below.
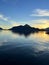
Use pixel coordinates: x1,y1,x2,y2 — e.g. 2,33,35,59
9,24,40,35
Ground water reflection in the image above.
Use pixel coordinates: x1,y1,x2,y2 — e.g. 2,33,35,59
0,30,49,51
11,30,36,37
0,31,49,65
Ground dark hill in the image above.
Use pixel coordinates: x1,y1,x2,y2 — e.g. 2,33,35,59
9,24,40,34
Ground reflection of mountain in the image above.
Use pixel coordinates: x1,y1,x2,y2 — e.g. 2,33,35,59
9,24,40,36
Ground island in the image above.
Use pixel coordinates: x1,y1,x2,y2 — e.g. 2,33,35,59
9,24,40,35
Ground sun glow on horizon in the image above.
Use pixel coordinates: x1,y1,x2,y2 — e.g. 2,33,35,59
1,19,49,29
33,23,49,29
31,20,49,29
1,23,49,29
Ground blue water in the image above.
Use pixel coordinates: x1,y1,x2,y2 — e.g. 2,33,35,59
0,30,49,65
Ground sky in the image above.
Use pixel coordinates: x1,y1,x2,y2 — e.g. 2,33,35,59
0,0,49,29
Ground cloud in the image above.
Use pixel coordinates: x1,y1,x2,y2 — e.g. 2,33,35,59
30,19,49,28
31,19,49,24
10,20,20,26
30,9,49,16
0,14,20,28
0,14,8,21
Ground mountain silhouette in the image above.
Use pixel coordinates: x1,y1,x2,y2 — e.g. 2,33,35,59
9,24,40,35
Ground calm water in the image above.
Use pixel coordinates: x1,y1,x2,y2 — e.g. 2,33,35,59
0,30,49,65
